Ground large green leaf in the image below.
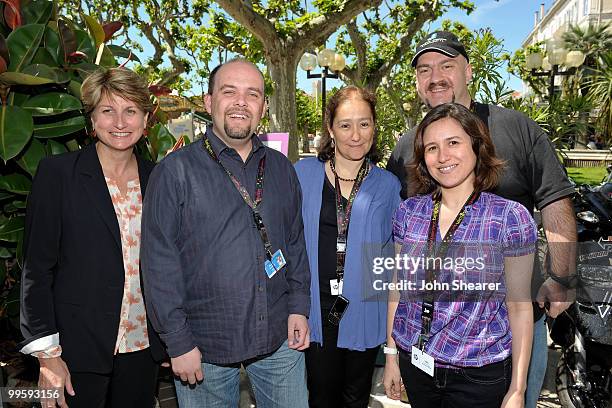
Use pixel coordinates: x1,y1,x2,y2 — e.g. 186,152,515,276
0,174,32,194
6,24,45,72
17,138,46,176
107,44,140,63
0,105,33,161
74,29,95,61
22,64,70,83
57,19,76,63
81,13,104,47
98,44,116,68
0,71,54,85
23,92,82,116
68,80,82,99
47,139,67,155
43,26,61,66
22,0,53,25
33,115,85,138
72,62,99,82
7,91,29,106
31,47,57,66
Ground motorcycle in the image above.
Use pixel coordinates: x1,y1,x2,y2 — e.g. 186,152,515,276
550,167,612,408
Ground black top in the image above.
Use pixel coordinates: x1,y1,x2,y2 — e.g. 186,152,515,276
318,176,348,325
141,126,311,364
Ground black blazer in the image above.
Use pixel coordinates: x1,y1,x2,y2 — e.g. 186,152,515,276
19,143,165,373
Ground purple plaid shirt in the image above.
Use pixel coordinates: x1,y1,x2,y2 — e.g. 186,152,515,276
392,192,537,367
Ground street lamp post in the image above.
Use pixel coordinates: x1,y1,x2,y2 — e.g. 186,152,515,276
525,39,585,104
299,49,346,125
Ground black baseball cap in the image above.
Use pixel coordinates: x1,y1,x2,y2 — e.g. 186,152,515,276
411,31,469,67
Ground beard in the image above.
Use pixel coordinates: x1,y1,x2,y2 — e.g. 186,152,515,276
224,123,252,140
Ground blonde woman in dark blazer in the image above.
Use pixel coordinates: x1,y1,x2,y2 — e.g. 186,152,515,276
19,68,165,408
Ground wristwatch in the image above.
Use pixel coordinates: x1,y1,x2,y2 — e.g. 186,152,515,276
383,344,398,355
548,272,578,289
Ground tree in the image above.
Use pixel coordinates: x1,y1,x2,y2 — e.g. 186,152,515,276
207,0,385,161
336,1,474,91
295,89,320,154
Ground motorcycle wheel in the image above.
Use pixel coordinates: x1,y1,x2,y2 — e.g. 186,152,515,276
556,352,612,408
557,353,584,408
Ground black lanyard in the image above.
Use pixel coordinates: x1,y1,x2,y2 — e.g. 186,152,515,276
202,137,274,260
333,158,370,281
418,191,479,349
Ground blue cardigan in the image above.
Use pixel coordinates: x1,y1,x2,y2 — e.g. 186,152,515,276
295,157,401,351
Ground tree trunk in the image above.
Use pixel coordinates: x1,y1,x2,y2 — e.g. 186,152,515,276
302,122,310,154
266,51,300,162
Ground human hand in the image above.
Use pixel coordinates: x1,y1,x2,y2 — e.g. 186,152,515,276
37,356,74,408
171,347,203,385
537,278,575,318
500,387,525,408
383,355,403,400
287,314,310,350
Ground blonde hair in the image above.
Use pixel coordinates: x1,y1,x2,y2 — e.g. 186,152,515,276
81,67,153,115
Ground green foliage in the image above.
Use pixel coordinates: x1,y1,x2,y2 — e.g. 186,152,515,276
506,23,612,147
585,52,612,144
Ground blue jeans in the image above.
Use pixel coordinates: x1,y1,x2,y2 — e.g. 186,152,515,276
525,314,548,408
174,340,308,408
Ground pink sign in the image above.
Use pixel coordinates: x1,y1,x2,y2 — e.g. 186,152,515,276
259,132,289,157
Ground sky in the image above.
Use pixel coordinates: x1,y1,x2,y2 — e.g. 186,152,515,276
295,0,556,94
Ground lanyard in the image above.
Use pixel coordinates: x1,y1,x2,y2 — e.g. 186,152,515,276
333,158,370,281
202,137,274,260
418,190,479,349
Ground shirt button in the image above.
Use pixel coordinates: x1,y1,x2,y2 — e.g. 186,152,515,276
258,286,264,292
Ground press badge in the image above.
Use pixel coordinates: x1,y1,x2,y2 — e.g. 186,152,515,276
329,278,344,296
411,346,435,377
265,249,286,278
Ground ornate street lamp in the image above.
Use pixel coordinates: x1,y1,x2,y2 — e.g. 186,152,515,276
299,48,346,126
525,39,585,104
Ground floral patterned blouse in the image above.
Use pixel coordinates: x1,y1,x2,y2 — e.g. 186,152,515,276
106,177,149,354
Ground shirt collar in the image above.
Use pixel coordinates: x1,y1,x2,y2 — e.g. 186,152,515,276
205,125,265,159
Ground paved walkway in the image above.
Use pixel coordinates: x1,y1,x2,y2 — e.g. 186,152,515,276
157,346,563,408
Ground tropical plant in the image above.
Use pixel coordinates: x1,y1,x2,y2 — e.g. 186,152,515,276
585,51,612,144
563,23,612,70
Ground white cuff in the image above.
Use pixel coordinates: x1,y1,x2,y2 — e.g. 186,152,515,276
20,333,60,355
383,345,398,355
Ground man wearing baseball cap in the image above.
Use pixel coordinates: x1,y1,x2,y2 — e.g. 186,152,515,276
385,31,576,408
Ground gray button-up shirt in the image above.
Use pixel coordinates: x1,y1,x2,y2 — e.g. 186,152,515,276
141,127,310,364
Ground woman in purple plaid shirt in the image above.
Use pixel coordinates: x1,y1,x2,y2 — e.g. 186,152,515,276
383,103,537,408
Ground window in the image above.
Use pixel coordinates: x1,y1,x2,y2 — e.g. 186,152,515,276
584,0,590,16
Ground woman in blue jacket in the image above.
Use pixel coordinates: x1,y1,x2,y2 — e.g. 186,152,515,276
295,86,401,407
